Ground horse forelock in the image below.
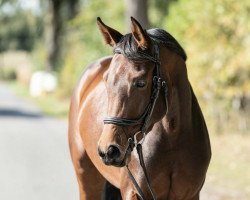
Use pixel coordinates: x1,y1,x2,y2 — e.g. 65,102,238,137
114,33,147,61
114,28,187,62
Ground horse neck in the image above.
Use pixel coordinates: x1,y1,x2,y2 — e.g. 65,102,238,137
160,48,193,140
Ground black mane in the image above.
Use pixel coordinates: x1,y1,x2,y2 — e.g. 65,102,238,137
114,28,187,61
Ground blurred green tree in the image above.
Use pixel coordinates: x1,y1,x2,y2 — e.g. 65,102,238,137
44,0,80,71
0,0,41,52
45,0,64,71
150,0,178,27
165,0,250,132
59,0,125,97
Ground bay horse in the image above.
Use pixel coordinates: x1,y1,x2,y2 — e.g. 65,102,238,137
68,17,211,200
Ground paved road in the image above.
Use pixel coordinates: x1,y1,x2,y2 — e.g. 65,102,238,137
0,83,78,200
1,82,244,200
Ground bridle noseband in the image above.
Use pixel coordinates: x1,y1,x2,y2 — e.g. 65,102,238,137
103,43,168,200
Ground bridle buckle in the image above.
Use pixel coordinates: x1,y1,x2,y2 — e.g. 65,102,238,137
133,131,146,147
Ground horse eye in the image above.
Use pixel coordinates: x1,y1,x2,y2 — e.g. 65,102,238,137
134,80,146,88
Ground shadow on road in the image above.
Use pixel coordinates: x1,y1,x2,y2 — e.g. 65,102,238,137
0,108,42,118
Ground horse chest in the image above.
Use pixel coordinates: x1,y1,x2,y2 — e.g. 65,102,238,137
123,133,207,199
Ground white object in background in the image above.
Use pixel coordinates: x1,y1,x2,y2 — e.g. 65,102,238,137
29,71,58,97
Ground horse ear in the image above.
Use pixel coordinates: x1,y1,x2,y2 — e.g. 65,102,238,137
97,17,123,47
130,17,151,49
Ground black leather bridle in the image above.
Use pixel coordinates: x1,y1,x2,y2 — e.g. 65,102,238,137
103,43,168,200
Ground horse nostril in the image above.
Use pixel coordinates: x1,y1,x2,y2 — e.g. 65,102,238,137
98,148,105,158
107,145,120,160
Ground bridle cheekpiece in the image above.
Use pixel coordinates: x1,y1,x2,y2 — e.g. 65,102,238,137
103,43,168,147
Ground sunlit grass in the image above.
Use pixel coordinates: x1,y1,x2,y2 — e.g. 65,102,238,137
8,81,69,118
203,133,250,200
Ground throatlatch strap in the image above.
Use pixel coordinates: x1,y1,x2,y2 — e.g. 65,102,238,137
126,144,157,200
126,166,146,200
137,144,157,200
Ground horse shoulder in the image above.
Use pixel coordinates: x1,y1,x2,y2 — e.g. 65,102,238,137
68,56,115,198
68,56,112,156
170,87,212,199
190,87,211,162
73,56,112,108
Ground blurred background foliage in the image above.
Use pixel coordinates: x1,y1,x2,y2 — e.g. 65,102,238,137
0,0,250,198
0,0,249,132
165,0,250,134
0,2,42,52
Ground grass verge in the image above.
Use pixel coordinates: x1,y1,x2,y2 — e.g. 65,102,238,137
7,81,70,118
203,133,250,200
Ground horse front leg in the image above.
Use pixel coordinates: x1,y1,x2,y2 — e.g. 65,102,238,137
120,169,151,200
72,148,106,199
69,130,106,200
131,194,140,200
189,194,199,200
121,192,140,200
168,190,200,200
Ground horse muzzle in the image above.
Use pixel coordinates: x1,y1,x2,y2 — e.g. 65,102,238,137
98,144,131,167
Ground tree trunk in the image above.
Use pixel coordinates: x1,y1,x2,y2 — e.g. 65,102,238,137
124,0,149,30
45,0,63,71
67,0,79,19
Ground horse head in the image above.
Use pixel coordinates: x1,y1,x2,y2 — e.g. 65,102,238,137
97,17,168,167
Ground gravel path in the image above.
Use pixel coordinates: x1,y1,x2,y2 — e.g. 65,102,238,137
0,83,78,200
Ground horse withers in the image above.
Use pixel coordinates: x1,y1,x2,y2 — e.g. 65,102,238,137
68,17,211,200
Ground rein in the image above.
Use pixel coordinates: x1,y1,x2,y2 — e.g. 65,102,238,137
103,43,168,200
